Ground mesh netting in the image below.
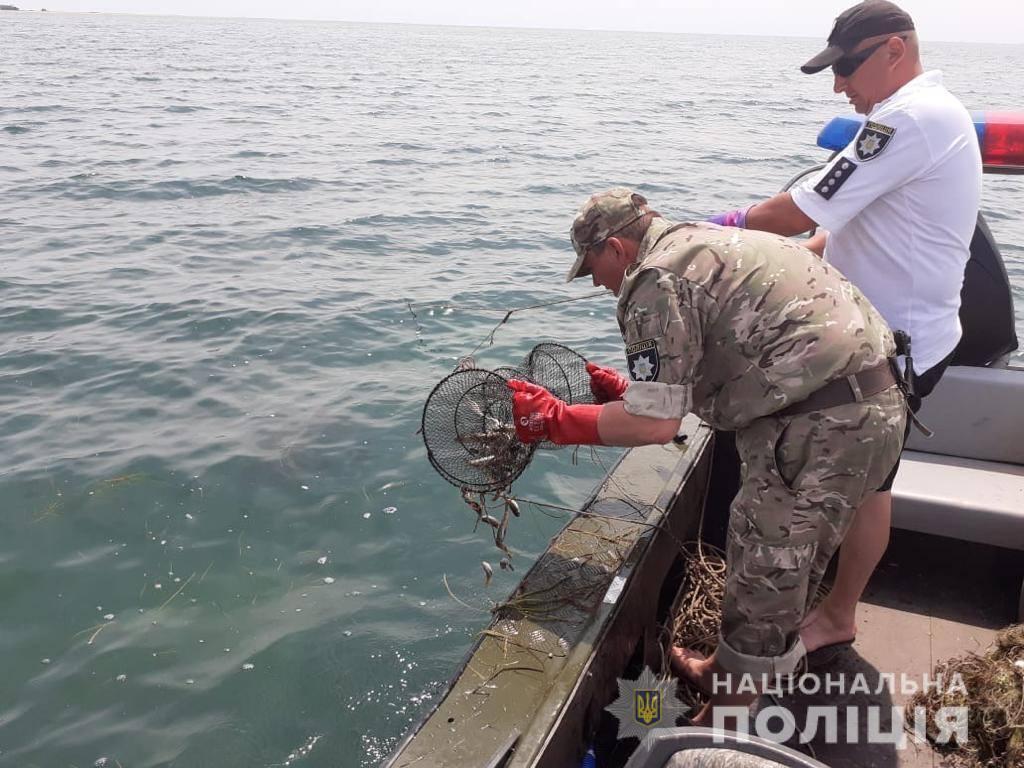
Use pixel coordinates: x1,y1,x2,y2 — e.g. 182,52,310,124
521,342,594,451
421,343,597,491
492,364,531,382
525,342,595,406
422,369,535,492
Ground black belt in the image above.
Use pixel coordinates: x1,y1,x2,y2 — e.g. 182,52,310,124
778,361,898,418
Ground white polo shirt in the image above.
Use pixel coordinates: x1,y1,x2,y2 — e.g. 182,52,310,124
791,70,982,372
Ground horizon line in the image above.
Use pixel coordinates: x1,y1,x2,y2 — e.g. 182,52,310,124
7,8,1022,46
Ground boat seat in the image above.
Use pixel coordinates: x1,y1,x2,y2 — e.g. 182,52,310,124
893,364,1024,550
624,727,828,768
892,452,1024,549
904,364,1024,465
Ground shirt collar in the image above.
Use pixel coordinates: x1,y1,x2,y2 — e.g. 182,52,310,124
634,216,675,267
871,70,943,115
615,217,676,321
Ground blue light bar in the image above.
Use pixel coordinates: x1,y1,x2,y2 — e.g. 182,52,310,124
816,116,864,152
816,113,987,152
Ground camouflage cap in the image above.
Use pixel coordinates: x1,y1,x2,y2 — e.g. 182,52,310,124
567,188,651,283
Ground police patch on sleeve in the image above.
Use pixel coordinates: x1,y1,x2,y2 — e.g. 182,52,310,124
625,339,660,382
814,157,858,200
854,120,896,161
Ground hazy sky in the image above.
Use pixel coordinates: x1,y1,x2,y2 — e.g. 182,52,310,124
15,1,1024,44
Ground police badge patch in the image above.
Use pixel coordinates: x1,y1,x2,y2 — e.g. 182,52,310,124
626,339,660,382
854,120,896,162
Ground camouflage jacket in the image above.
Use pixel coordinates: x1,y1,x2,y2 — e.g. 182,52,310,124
617,218,895,430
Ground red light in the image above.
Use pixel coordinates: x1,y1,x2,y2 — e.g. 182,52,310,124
982,112,1024,170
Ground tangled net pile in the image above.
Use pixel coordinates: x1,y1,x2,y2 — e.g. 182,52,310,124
906,623,1024,767
669,541,727,710
665,540,834,711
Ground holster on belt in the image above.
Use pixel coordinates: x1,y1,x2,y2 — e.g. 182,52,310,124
891,330,934,438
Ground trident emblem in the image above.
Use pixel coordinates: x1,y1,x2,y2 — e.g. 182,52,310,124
634,690,662,726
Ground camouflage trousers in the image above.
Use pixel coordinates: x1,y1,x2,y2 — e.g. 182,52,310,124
715,386,907,677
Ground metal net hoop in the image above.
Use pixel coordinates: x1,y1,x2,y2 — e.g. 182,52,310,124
421,368,536,492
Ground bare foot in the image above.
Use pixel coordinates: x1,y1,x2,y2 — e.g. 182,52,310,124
800,603,856,653
669,646,714,695
670,648,758,728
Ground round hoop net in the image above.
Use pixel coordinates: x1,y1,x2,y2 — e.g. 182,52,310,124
421,369,536,492
525,342,595,406
421,343,598,491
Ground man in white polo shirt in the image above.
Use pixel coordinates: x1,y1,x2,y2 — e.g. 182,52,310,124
708,0,981,655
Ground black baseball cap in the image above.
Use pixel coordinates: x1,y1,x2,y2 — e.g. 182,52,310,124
801,1,915,74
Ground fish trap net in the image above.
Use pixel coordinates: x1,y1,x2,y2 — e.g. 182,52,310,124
524,342,596,407
421,342,597,492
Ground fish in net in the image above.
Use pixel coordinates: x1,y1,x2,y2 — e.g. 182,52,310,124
420,342,600,566
421,342,596,493
421,368,535,493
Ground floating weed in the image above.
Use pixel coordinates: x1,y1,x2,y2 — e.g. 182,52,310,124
94,473,147,493
33,495,64,521
33,472,152,522
72,619,114,646
154,571,196,613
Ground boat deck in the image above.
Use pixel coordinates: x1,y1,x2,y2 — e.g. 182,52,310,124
768,527,1023,768
384,428,1023,768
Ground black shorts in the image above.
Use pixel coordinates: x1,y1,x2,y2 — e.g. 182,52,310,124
876,350,955,492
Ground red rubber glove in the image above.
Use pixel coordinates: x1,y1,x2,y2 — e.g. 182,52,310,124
586,361,629,403
507,380,604,445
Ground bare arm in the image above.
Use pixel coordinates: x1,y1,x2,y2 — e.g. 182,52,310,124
804,230,828,256
596,401,681,446
745,192,817,237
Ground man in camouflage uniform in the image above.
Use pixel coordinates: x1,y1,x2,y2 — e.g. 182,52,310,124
508,188,906,724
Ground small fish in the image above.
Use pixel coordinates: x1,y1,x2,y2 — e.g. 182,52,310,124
499,557,514,572
461,428,515,445
495,514,511,551
467,454,497,467
481,561,493,587
479,514,502,529
497,507,510,542
461,488,484,515
506,499,520,517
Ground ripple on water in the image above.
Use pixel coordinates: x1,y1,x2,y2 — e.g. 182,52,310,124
0,13,1022,768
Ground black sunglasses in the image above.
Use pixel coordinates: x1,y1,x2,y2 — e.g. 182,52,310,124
832,36,905,78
